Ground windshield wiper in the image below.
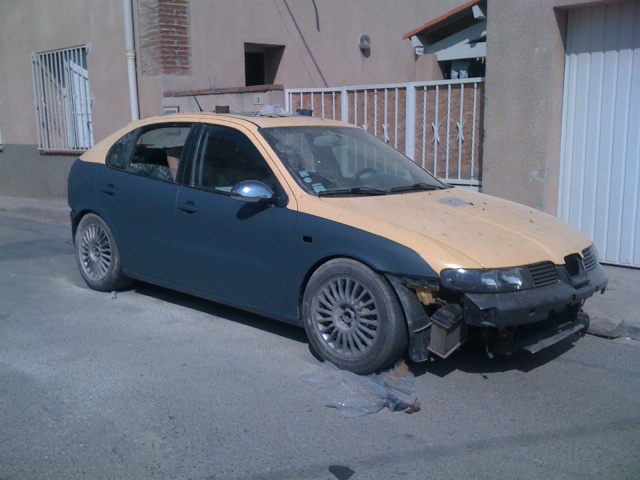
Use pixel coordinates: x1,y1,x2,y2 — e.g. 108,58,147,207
318,186,388,197
389,183,442,193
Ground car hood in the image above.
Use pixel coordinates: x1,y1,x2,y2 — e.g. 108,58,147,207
297,188,592,273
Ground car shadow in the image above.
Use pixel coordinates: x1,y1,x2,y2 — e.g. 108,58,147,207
116,281,585,378
407,332,585,378
129,281,309,345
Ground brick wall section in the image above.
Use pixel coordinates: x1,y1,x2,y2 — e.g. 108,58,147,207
139,0,191,76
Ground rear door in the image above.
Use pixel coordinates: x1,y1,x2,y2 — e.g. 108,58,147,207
98,122,195,280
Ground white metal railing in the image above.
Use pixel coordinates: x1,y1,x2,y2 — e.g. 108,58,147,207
31,46,94,153
286,78,484,189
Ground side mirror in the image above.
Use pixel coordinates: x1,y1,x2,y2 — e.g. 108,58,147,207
230,180,275,204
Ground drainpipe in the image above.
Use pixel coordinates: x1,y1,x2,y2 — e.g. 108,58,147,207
123,0,140,121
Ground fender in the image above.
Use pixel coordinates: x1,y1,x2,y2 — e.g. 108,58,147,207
284,213,439,327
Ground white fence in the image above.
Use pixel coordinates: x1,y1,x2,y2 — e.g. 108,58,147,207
286,78,484,189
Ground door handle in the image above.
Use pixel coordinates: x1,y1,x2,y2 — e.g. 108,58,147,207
178,200,198,214
101,184,116,196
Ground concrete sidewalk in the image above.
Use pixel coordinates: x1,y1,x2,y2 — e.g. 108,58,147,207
0,194,69,225
1,193,638,341
583,265,640,341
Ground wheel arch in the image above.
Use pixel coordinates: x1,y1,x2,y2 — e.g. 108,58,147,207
299,255,411,374
70,208,93,241
74,211,131,291
71,208,121,245
296,254,413,334
298,254,437,366
297,254,380,314
292,214,439,322
71,210,128,278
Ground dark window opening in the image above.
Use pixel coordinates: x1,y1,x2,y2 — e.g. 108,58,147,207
244,44,284,86
245,51,266,86
440,58,485,80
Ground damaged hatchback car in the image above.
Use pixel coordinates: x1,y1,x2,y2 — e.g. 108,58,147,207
68,113,608,374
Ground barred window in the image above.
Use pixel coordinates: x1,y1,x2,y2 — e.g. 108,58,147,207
31,46,93,153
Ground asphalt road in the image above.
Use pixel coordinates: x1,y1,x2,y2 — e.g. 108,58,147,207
1,213,639,480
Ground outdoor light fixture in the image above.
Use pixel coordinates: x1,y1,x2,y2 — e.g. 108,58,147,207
358,35,371,56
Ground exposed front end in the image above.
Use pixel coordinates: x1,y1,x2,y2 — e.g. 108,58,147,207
391,246,609,361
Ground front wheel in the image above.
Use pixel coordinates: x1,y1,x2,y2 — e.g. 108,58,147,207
75,213,131,292
302,258,408,374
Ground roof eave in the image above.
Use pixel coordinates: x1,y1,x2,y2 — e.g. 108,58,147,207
402,0,484,40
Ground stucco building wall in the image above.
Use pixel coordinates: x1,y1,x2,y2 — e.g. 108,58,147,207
0,0,466,199
141,0,464,116
482,0,626,214
0,0,131,146
0,0,131,198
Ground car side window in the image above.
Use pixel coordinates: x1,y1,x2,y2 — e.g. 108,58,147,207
126,124,192,183
194,126,276,192
106,130,137,170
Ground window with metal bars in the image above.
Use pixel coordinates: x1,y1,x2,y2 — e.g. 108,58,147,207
31,46,94,153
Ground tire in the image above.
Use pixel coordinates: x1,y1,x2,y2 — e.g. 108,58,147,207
302,258,408,375
75,213,131,292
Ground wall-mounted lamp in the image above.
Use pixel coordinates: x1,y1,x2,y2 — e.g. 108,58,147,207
358,35,371,57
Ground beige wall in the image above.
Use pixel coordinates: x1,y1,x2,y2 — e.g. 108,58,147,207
163,86,286,115
2,0,632,205
0,0,467,143
139,0,465,116
0,0,134,199
0,0,132,146
188,0,463,87
483,0,625,214
0,0,467,199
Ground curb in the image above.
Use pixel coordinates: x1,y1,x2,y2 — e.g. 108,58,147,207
0,195,70,224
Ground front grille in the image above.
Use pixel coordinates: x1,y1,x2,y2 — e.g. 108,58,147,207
582,246,597,271
527,262,558,287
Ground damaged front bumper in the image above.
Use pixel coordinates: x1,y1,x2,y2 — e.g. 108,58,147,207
388,262,609,362
517,312,590,354
463,262,608,328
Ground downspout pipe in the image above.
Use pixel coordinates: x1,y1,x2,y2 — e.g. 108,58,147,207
123,0,140,121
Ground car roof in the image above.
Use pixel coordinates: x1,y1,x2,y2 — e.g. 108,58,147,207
79,111,355,164
160,112,351,129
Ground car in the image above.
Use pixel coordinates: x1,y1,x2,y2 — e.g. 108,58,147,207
68,111,609,374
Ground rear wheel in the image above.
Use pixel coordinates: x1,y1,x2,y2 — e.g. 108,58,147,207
75,213,130,291
302,258,408,374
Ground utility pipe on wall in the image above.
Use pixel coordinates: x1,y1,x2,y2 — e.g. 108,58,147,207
123,0,140,121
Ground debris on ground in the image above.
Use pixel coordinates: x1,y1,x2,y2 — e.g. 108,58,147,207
587,315,623,339
621,324,640,341
303,361,421,417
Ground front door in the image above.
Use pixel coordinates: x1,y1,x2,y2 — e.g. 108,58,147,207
175,124,298,316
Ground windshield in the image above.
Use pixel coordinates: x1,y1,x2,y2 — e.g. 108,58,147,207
260,126,448,196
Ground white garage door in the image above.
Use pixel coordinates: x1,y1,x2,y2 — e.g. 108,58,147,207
559,0,640,267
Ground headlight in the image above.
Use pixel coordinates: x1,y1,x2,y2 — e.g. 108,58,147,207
440,267,534,293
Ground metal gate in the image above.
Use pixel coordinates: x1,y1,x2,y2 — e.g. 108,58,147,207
285,78,484,190
559,1,640,267
31,46,94,153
